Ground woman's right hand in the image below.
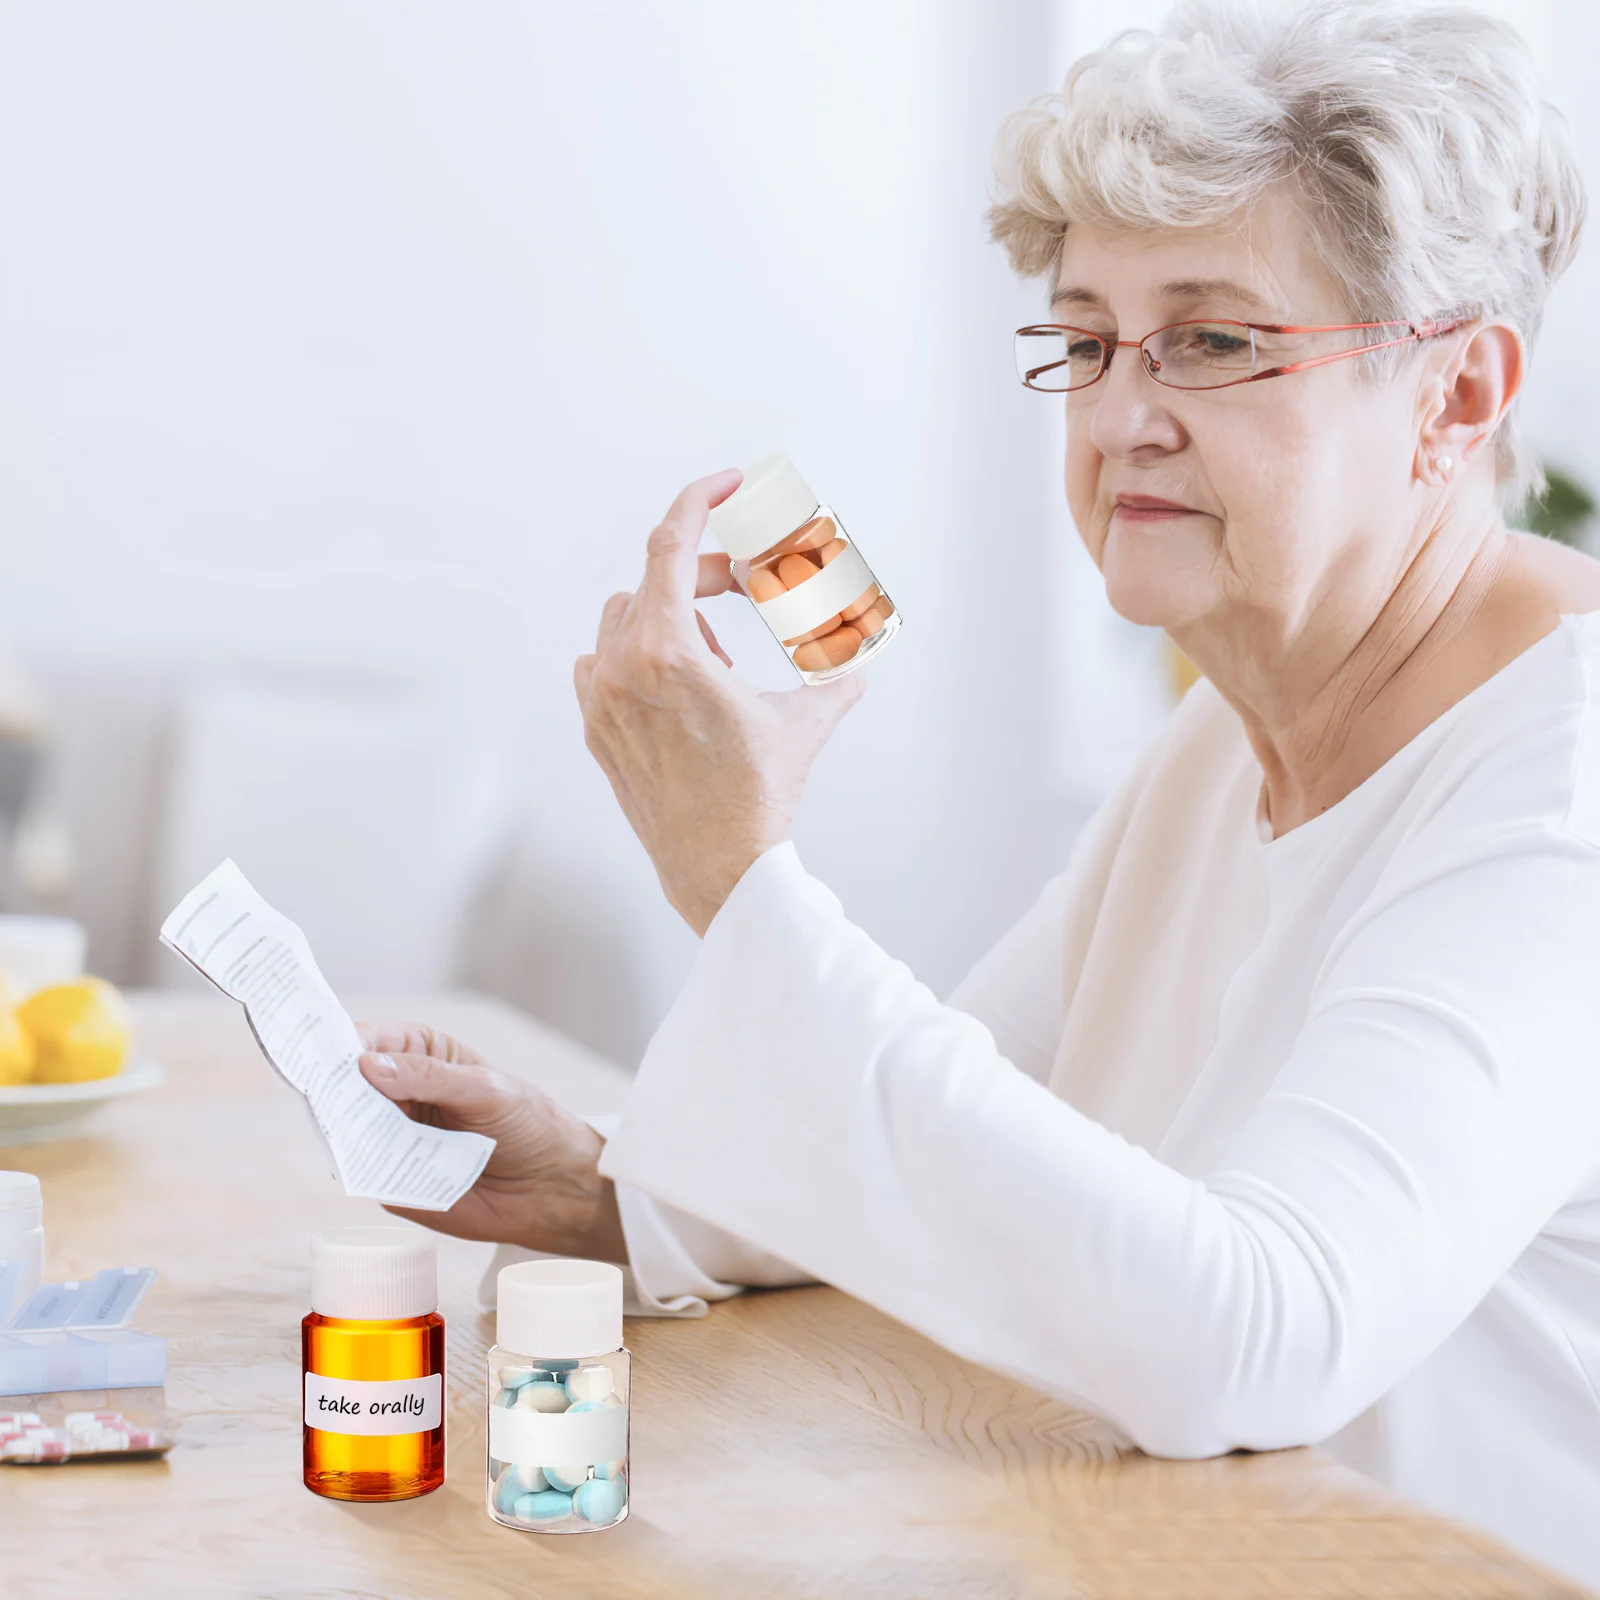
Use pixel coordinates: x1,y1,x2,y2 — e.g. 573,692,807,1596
356,1023,627,1263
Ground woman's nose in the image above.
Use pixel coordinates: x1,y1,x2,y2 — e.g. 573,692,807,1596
1084,348,1187,460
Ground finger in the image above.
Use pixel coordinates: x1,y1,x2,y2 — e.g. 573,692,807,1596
356,1024,486,1066
359,1051,503,1119
696,610,733,668
595,590,634,653
762,670,867,748
379,1203,451,1230
637,468,742,614
695,552,735,599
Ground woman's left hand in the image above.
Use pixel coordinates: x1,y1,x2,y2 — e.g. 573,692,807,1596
574,468,864,935
356,1023,626,1262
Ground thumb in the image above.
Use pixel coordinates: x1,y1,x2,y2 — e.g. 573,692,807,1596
637,468,742,614
360,1051,505,1127
766,670,866,753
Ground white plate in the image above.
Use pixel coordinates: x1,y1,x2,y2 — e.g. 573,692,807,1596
0,1061,165,1146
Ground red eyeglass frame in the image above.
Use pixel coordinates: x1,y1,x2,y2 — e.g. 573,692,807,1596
1015,316,1473,393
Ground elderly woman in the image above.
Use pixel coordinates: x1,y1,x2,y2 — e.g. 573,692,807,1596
361,1,1600,1582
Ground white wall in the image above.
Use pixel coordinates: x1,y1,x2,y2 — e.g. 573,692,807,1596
3,0,1591,1067
0,2,1071,1063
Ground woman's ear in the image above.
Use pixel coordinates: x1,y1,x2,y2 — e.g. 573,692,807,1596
1414,323,1524,487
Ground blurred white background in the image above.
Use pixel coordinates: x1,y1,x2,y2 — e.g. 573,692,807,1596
0,0,1594,1066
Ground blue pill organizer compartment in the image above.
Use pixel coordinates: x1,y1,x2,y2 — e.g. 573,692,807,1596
0,1267,164,1397
0,1328,166,1396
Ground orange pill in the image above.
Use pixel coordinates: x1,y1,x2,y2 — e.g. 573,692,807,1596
851,604,886,640
776,553,822,589
840,582,880,622
745,567,786,603
772,516,836,557
783,612,844,647
817,538,848,565
792,624,863,674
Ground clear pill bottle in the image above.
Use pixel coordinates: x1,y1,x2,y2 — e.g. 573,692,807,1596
0,1172,45,1323
706,453,901,683
486,1259,629,1533
302,1227,445,1503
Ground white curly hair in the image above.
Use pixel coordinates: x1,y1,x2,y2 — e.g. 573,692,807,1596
989,0,1586,503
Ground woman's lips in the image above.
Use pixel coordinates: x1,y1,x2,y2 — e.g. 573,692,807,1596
1112,495,1199,522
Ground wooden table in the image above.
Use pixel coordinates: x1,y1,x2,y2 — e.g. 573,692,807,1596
1,990,1588,1599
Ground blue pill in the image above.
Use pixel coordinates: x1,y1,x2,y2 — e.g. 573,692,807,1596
594,1459,625,1480
512,1489,574,1522
573,1475,626,1524
492,1472,524,1515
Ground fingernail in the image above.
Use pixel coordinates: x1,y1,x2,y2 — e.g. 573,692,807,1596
367,1053,398,1077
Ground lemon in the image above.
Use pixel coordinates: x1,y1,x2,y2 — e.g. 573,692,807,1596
0,1009,35,1086
18,979,130,1084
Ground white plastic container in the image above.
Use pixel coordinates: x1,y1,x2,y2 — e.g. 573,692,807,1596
486,1260,629,1533
0,1172,44,1323
706,454,901,684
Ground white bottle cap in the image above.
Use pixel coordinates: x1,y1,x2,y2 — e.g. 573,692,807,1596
497,1259,623,1359
310,1226,437,1320
704,452,821,561
0,1172,42,1225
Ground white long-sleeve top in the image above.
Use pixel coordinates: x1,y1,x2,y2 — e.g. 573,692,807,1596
598,612,1600,1587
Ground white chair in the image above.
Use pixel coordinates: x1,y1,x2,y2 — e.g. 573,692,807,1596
152,674,516,992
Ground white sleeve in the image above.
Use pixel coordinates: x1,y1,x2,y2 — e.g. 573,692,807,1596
580,1113,810,1317
599,834,1600,1455
944,870,1071,1085
596,867,1073,1312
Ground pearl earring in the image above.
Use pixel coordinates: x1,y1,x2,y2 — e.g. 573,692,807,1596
1436,454,1453,479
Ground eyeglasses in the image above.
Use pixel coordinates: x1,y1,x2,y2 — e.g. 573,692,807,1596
1014,317,1472,394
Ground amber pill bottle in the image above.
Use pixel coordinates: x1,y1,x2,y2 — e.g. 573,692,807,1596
706,453,901,684
302,1226,444,1502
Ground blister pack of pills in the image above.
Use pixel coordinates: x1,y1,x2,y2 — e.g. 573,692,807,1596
0,1391,173,1464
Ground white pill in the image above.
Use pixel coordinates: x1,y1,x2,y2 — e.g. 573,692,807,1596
491,1470,524,1516
542,1463,589,1492
512,1463,548,1492
497,1364,540,1389
563,1366,614,1404
515,1381,570,1414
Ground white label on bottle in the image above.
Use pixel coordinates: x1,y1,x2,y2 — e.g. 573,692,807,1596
304,1371,443,1436
754,541,876,642
489,1402,627,1466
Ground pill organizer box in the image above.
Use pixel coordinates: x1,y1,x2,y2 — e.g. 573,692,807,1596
0,1265,164,1395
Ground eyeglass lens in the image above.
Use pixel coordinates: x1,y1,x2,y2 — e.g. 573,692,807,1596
1014,323,1388,392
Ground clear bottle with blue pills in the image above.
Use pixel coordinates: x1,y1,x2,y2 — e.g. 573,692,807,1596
487,1259,629,1534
